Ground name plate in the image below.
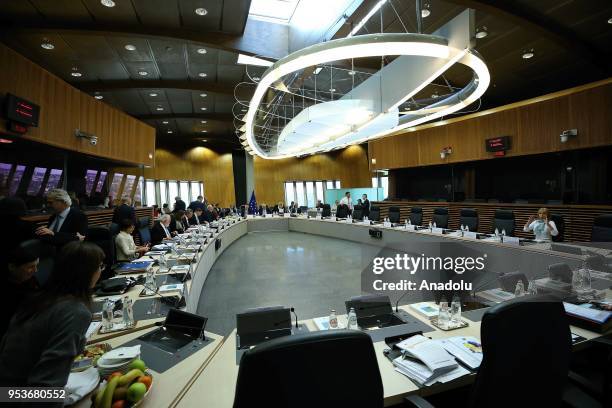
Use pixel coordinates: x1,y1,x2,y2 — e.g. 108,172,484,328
432,227,444,234
503,236,520,245
346,218,352,223
247,214,254,219
316,215,322,220
283,212,290,218
383,222,392,228
463,231,478,239
405,224,417,231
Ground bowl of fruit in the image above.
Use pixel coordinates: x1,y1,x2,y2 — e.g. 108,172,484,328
91,359,153,408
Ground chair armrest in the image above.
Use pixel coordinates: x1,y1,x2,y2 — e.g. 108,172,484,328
404,395,436,408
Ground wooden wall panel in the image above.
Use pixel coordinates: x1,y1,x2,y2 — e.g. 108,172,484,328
253,144,372,205
0,43,155,166
369,79,612,170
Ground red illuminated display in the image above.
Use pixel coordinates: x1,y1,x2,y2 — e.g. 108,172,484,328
485,136,511,153
4,93,40,127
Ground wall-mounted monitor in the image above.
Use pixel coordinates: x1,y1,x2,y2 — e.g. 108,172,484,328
43,169,63,195
8,164,26,196
95,171,107,193
4,93,40,127
85,169,98,195
109,173,124,199
123,174,136,198
485,136,511,152
27,167,47,196
0,163,12,188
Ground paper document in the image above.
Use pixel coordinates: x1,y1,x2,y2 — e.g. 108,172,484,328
86,322,101,339
395,335,457,374
564,302,612,323
436,336,483,370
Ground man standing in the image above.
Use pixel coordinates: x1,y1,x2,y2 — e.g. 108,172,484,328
35,189,87,247
188,195,206,212
112,196,136,225
362,194,371,217
173,196,186,212
339,192,352,210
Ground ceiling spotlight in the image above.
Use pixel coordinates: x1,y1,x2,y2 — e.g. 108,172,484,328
348,70,356,76
124,44,136,51
252,76,260,81
241,108,247,112
101,0,115,7
313,67,323,75
167,130,173,134
200,107,207,111
201,139,207,142
329,88,336,92
94,94,103,100
41,41,54,50
197,48,207,54
201,130,207,133
421,4,431,18
199,93,207,97
156,107,164,111
608,17,612,24
71,71,82,77
198,72,207,77
475,26,488,39
201,120,207,124
522,49,535,59
138,71,148,76
195,8,208,16
162,120,169,124
149,92,158,97
431,92,439,99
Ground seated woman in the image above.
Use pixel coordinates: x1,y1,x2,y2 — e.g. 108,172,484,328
115,219,150,262
523,207,559,242
171,209,188,233
0,241,104,388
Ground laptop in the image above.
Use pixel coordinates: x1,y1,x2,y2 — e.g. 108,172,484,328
345,295,407,329
138,309,207,353
236,306,292,349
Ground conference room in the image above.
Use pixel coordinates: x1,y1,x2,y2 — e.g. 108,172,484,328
0,0,611,407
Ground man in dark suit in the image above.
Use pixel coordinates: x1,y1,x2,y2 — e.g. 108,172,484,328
203,204,217,222
35,189,88,247
112,197,136,224
362,194,371,218
151,214,175,245
188,195,206,212
189,208,205,225
173,196,186,213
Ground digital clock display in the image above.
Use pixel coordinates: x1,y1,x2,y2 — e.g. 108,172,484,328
4,93,40,127
485,136,511,152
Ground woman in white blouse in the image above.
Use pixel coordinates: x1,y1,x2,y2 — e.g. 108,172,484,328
523,207,558,242
115,219,150,262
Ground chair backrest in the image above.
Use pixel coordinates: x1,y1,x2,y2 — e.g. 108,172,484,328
298,206,308,214
469,295,571,408
388,206,400,223
321,204,331,217
233,330,383,408
493,210,515,235
352,205,364,220
369,206,380,222
549,214,564,242
548,263,573,283
498,271,528,293
336,204,348,218
409,207,422,226
86,226,115,279
432,207,448,228
591,214,612,242
459,208,479,232
138,217,152,244
109,222,120,236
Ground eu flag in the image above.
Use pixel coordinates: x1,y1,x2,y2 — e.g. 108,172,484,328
248,190,257,215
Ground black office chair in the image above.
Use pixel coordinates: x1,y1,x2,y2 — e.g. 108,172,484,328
369,206,380,222
548,263,573,283
492,209,515,236
352,205,364,220
406,294,574,408
591,214,612,242
388,206,401,223
409,207,422,226
550,214,564,242
233,330,383,408
109,222,120,236
16,239,54,286
321,204,331,217
86,226,116,279
336,204,348,219
459,208,479,232
498,271,528,293
298,206,308,214
138,217,152,244
432,207,448,228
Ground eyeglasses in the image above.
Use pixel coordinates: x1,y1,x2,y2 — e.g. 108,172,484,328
99,263,106,270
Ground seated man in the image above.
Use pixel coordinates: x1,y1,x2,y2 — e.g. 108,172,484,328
151,214,175,245
115,219,150,262
203,204,218,222
316,200,323,209
35,189,87,247
190,208,205,225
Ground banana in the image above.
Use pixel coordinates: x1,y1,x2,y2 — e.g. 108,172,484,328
93,385,105,408
102,376,120,408
118,369,145,386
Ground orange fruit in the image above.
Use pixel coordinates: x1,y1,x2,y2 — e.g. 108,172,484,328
137,375,152,390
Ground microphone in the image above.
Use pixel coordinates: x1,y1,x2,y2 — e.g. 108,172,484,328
290,307,299,329
395,290,411,313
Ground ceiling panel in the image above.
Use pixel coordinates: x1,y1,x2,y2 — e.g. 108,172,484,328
178,0,223,31
80,60,131,80
29,0,93,23
222,0,251,34
106,37,155,62
61,34,118,60
149,40,185,63
166,89,194,113
111,90,151,115
188,63,217,81
124,61,161,79
81,0,140,24
157,62,189,79
132,0,182,27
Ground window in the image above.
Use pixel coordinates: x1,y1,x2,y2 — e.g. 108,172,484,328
168,181,179,205
249,0,300,24
134,177,143,204
159,180,168,206
335,180,341,189
0,163,11,188
85,170,98,195
326,181,334,189
305,182,315,207
27,167,47,196
315,182,324,203
180,181,190,203
372,177,378,188
145,180,156,207
44,169,62,195
109,173,124,199
284,182,295,205
283,180,340,207
190,181,202,202
381,176,389,199
295,182,305,206
123,174,136,198
95,171,107,193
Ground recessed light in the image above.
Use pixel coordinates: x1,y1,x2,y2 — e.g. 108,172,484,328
125,44,136,51
431,93,439,99
195,8,208,16
156,107,164,111
253,76,260,81
101,0,115,7
348,70,356,76
162,120,169,124
197,48,207,54
522,49,535,59
608,17,612,24
167,130,173,134
198,72,207,78
71,71,82,77
201,130,207,133
200,93,207,97
148,153,153,159
421,4,430,18
329,88,336,92
202,139,207,142
149,92,158,97
200,107,207,111
475,26,488,39
201,120,207,124
94,95,103,100
241,108,247,112
41,42,54,50
138,71,148,76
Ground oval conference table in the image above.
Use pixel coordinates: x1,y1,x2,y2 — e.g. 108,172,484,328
79,215,611,408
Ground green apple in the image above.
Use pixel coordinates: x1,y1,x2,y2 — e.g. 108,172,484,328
128,359,146,372
127,382,147,403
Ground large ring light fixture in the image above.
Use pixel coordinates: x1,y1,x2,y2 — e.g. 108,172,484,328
245,33,490,159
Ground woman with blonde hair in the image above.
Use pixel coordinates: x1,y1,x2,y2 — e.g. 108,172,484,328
523,207,558,242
